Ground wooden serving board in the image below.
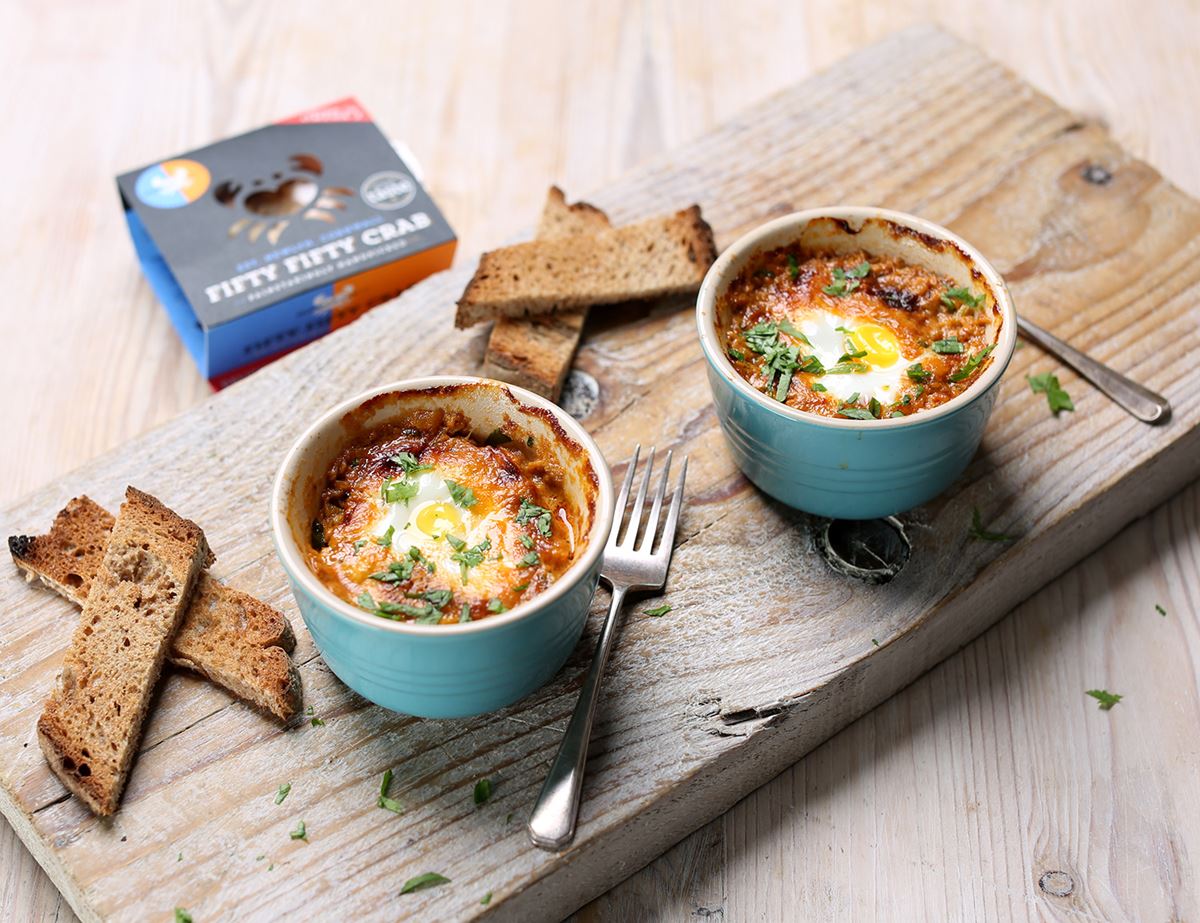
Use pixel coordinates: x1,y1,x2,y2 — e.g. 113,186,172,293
2,26,1199,923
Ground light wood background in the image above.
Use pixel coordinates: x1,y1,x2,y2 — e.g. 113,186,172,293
1,2,1196,921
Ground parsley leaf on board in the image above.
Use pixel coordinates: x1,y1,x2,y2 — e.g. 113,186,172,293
1086,689,1122,710
474,778,493,805
289,820,307,841
1156,604,1167,616
274,783,291,805
1027,372,1075,415
968,507,1016,542
400,872,451,895
644,604,672,617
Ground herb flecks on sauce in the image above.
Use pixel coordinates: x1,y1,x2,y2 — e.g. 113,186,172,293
307,410,575,625
719,247,999,418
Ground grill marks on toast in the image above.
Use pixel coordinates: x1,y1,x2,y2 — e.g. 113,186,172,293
9,496,300,721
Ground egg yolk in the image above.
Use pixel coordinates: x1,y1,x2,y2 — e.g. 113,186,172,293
414,501,464,537
846,323,901,368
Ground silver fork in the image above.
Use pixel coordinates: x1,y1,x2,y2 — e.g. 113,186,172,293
528,445,687,851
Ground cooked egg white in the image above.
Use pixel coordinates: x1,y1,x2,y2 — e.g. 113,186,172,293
370,469,511,591
795,308,926,405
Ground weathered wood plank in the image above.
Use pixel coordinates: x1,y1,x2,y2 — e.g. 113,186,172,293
1,24,1199,923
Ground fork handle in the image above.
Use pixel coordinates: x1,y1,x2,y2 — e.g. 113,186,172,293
528,584,628,850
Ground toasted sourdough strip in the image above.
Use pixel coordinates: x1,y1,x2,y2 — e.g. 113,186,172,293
9,496,300,720
481,187,612,399
37,488,211,815
454,205,718,328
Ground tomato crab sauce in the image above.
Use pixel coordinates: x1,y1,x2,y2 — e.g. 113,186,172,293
719,247,1000,419
306,408,577,625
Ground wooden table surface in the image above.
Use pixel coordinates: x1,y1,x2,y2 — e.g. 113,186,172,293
2,2,1196,920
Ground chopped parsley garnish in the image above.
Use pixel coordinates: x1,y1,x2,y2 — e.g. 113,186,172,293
400,873,450,895
354,538,368,551
310,520,326,550
1027,372,1075,415
644,604,672,617
1086,689,1122,710
838,407,876,420
728,348,746,362
787,253,800,280
526,435,535,447
517,498,553,535
744,321,779,355
408,588,453,609
868,397,882,418
931,337,964,354
846,392,860,404
382,478,420,505
306,705,324,726
460,603,471,623
358,592,438,621
518,551,540,567
484,428,512,446
450,537,491,582
777,319,809,343
838,338,868,362
379,795,405,814
811,382,828,392
906,362,931,382
375,525,395,548
1156,604,1167,616
474,778,493,805
274,783,291,805
519,534,535,549
487,598,508,613
940,286,985,310
890,410,905,418
481,892,493,906
761,341,801,401
370,559,415,583
513,582,529,593
408,546,436,573
825,361,869,374
378,768,404,813
445,480,476,508
174,909,193,923
949,345,994,382
388,452,432,474
822,261,870,296
968,507,1016,542
289,820,307,841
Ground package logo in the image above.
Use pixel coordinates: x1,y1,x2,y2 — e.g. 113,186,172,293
360,171,417,210
214,153,352,245
135,159,211,209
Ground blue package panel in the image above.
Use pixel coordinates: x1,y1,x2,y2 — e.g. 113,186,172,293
205,285,334,378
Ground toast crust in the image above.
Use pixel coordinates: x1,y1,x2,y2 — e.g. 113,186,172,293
37,487,211,815
455,204,717,328
481,187,612,399
11,496,301,720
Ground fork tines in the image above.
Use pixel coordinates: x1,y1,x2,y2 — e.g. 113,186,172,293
609,445,688,558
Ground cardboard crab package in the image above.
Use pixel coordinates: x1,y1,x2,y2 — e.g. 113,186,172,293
117,98,456,387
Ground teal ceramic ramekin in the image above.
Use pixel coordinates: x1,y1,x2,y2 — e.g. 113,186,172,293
696,207,1018,520
271,377,614,718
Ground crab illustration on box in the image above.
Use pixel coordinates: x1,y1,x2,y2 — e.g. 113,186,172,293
214,153,353,245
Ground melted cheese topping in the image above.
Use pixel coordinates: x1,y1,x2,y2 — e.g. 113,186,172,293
306,409,578,624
